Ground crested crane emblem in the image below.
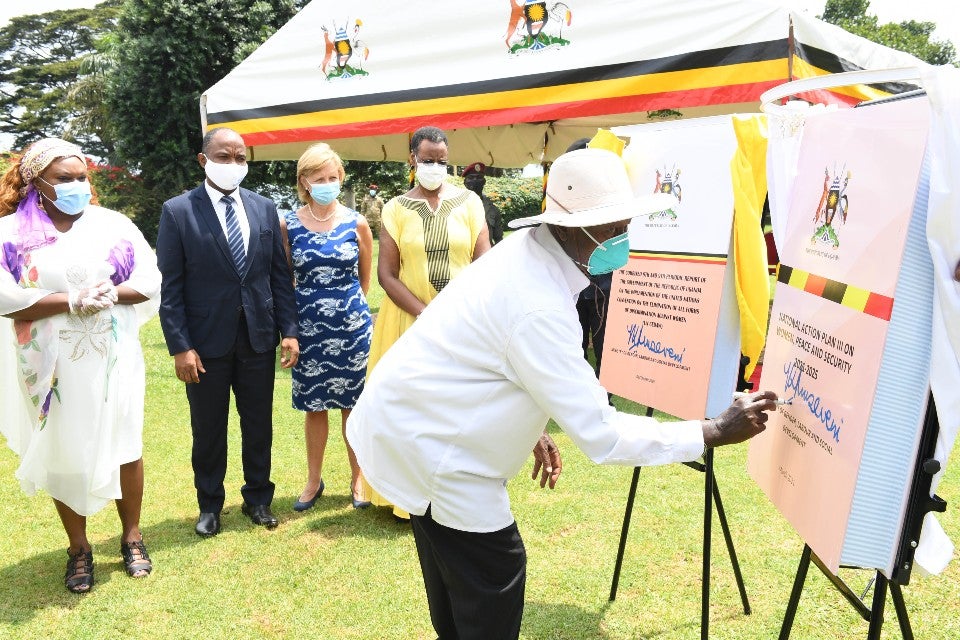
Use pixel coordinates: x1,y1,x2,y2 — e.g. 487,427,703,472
321,18,370,80
649,165,681,221
504,0,573,53
811,165,851,249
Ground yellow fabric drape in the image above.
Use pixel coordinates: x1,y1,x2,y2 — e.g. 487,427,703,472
587,128,626,156
730,115,770,381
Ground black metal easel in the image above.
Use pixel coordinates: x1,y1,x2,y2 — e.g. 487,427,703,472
777,393,947,639
608,405,752,640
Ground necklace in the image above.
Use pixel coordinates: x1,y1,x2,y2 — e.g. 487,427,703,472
305,204,336,222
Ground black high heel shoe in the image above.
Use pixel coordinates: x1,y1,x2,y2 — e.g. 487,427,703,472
293,479,325,512
351,485,371,509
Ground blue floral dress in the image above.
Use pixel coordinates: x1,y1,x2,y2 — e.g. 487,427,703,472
285,209,372,411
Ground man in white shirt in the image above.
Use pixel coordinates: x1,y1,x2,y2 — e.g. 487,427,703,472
347,147,777,639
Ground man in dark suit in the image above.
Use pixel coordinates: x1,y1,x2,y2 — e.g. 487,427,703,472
156,127,299,537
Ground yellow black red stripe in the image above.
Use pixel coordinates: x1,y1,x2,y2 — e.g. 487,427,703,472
629,250,728,266
210,42,798,141
792,42,920,102
213,72,789,144
777,264,893,321
206,39,914,145
209,41,787,125
232,80,784,146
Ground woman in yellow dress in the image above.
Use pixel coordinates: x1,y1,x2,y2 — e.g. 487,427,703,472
362,125,491,517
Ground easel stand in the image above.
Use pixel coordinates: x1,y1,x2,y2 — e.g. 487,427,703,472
778,394,947,640
778,546,915,640
608,406,751,640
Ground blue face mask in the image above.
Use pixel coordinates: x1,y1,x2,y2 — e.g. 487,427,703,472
582,229,630,275
40,178,92,216
309,181,341,205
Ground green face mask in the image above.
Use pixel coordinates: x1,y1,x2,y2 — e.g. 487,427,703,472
582,229,629,275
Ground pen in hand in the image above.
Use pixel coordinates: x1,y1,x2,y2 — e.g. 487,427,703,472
733,391,792,406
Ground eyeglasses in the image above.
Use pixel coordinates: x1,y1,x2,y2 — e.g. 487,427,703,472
415,157,448,167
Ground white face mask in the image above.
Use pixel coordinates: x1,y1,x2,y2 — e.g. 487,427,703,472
203,155,248,191
416,163,447,191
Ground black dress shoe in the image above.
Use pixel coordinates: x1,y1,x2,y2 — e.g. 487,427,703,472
195,512,221,537
241,503,278,529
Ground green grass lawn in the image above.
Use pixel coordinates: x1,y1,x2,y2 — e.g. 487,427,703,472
0,257,958,639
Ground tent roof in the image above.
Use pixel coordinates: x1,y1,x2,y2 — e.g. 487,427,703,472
202,0,927,166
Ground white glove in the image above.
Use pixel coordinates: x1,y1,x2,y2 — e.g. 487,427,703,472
98,281,119,303
67,281,117,315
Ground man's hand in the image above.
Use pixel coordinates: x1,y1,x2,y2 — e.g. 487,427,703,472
531,433,563,489
702,390,777,448
280,337,299,369
174,349,205,384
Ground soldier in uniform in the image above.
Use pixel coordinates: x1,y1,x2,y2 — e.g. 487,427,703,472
360,183,384,237
461,162,504,245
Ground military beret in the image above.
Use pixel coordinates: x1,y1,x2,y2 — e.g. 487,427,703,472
460,162,486,178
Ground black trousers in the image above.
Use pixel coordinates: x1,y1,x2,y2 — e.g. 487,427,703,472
185,316,276,513
410,507,526,640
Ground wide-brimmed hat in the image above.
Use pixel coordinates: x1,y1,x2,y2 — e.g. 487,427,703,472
508,148,677,229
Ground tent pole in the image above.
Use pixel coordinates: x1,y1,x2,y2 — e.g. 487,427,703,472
787,17,795,83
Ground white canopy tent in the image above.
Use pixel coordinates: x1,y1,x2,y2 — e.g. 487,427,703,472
201,0,927,166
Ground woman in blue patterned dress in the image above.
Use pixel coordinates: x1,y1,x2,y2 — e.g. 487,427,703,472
280,143,374,511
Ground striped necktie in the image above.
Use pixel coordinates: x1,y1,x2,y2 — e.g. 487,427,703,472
221,195,246,273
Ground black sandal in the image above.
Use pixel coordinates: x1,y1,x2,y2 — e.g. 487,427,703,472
120,540,152,578
65,548,94,593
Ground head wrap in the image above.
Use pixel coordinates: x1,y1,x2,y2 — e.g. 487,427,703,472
18,138,85,195
12,138,85,251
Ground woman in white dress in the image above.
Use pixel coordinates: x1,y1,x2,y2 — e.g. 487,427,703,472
0,138,161,593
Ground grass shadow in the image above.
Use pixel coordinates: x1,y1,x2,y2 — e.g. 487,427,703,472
302,500,413,541
0,512,217,625
522,600,611,639
0,547,112,624
525,598,747,640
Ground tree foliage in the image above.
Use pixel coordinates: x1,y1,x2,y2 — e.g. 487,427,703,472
87,158,153,222
820,0,958,66
0,1,121,157
66,31,122,161
106,0,307,241
483,176,543,225
343,160,411,203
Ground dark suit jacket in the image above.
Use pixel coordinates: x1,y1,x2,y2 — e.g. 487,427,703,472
156,184,298,359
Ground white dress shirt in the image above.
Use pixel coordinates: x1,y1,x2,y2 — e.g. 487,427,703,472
348,224,705,533
204,182,250,252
